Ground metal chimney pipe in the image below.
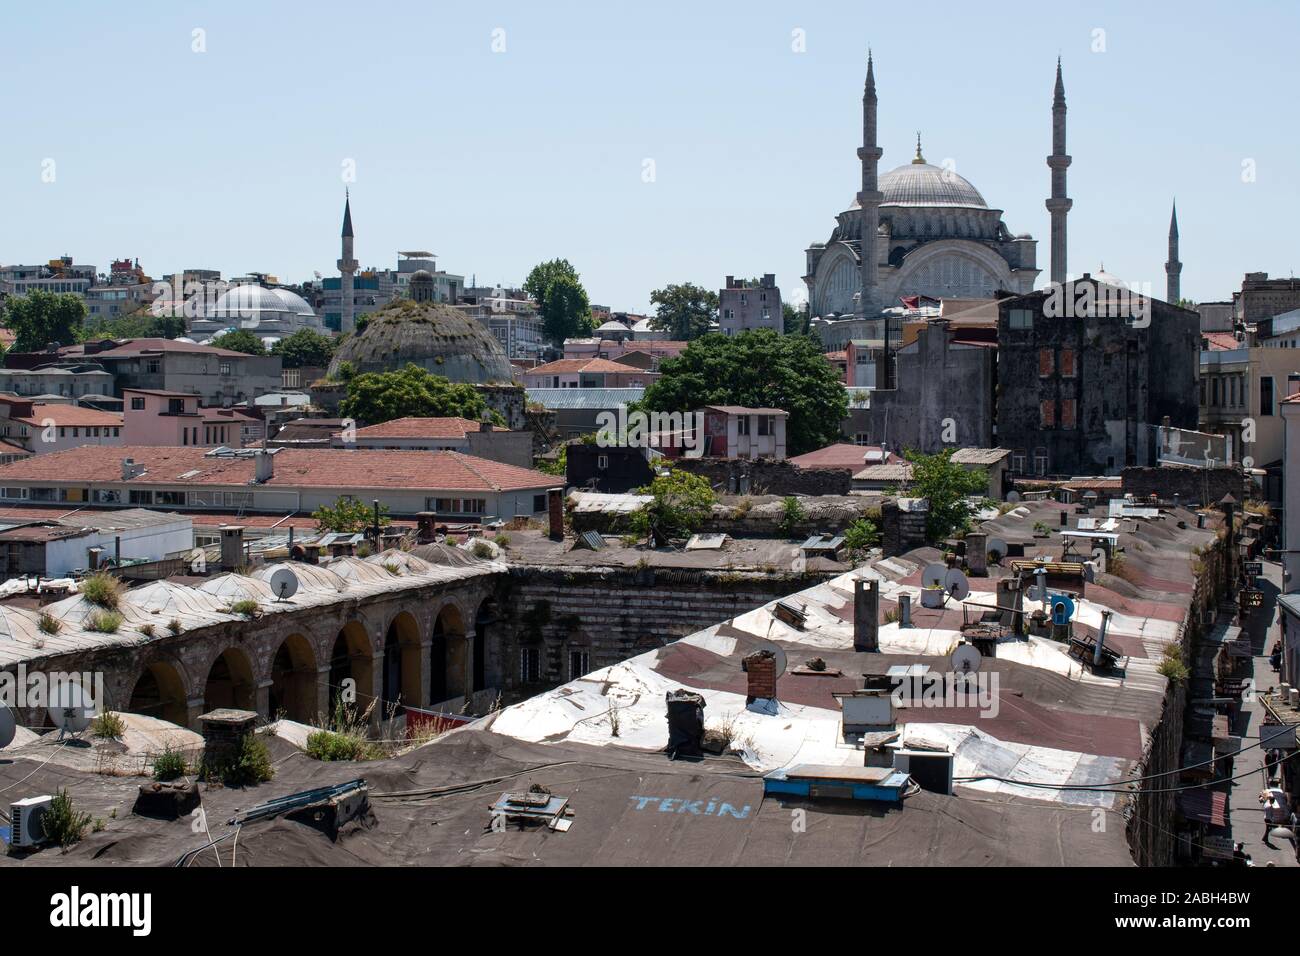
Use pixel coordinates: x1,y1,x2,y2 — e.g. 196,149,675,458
1094,610,1112,668
899,593,912,628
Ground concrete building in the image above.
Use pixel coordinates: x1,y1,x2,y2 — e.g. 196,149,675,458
1280,394,1300,591
0,445,559,522
0,364,115,401
457,288,545,360
121,389,241,448
719,274,782,336
1234,272,1300,325
0,256,96,297
841,320,995,454
694,406,788,460
331,417,533,468
1199,342,1300,502
996,276,1200,476
522,358,657,390
526,387,646,439
0,398,123,456
0,508,192,580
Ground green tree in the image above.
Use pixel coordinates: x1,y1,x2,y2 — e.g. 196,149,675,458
3,290,86,352
648,282,718,340
900,449,991,542
842,517,880,557
524,259,593,344
640,329,848,456
271,328,336,368
210,329,267,355
783,302,809,336
340,363,505,426
630,468,716,547
313,495,391,533
81,308,187,341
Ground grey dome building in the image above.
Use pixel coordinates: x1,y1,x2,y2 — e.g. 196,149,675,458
327,298,514,384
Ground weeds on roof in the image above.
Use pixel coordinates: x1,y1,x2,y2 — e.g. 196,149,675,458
37,612,61,635
227,599,259,617
81,571,123,609
86,610,123,633
44,789,92,850
152,746,189,782
200,732,273,787
90,711,125,739
167,618,183,635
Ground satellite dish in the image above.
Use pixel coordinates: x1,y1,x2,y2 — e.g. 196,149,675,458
987,537,1007,560
944,569,970,602
1006,491,1022,503
922,563,949,590
746,636,788,680
0,706,15,749
1050,594,1075,626
950,643,982,675
47,682,93,737
269,566,299,602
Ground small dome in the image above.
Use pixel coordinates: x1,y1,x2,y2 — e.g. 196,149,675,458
212,284,315,319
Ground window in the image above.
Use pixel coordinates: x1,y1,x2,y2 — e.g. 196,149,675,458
569,649,591,680
157,490,187,506
1059,349,1076,378
1038,348,1055,377
758,416,775,436
533,494,546,513
737,416,750,436
1261,376,1275,416
94,489,121,504
1033,448,1049,476
520,647,541,683
129,489,154,505
2,488,29,500
1039,399,1056,428
30,487,58,502
431,498,486,515
1060,398,1077,430
1008,309,1034,330
130,396,145,410
1011,451,1026,473
854,433,871,446
145,360,161,374
219,362,231,376
597,454,609,470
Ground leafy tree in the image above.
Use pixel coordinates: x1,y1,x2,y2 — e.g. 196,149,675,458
783,302,809,336
271,328,335,368
899,448,991,542
340,363,505,426
648,282,718,340
81,307,187,341
210,329,267,355
524,259,593,344
778,496,806,538
843,517,880,558
537,444,567,477
630,468,716,547
640,329,848,456
313,495,391,533
3,290,86,352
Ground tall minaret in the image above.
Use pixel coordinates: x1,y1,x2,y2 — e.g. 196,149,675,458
856,51,883,317
337,191,358,334
1046,58,1072,285
1165,201,1182,304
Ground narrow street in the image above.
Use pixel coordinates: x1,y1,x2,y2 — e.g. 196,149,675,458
1228,558,1297,866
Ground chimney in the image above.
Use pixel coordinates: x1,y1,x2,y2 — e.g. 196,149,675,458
1094,610,1112,668
479,410,493,433
547,487,564,540
965,532,987,576
254,449,275,483
744,650,777,703
416,512,437,543
220,526,244,572
120,457,141,481
302,543,321,565
86,547,102,572
898,593,912,627
854,578,879,651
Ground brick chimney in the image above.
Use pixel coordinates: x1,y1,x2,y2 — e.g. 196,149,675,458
966,532,987,576
854,578,879,651
416,512,436,543
744,650,777,703
547,487,564,540
219,526,244,572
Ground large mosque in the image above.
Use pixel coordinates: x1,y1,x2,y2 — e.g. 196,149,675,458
805,57,1088,322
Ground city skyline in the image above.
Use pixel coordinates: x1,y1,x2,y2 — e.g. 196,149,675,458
2,1,1297,312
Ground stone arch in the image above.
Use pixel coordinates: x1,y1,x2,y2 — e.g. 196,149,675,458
813,246,860,317
382,611,423,712
328,619,376,717
202,646,257,713
430,602,466,706
895,239,1013,300
472,597,501,694
128,660,189,727
269,633,317,723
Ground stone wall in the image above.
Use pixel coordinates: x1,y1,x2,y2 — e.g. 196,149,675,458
570,495,881,538
672,458,851,496
498,564,832,691
881,499,929,556
1121,466,1250,507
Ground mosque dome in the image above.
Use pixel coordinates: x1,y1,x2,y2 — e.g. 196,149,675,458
212,284,315,319
880,162,987,209
327,298,513,384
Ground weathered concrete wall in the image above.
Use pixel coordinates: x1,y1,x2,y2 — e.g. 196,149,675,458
1121,466,1250,507
570,495,881,538
673,458,851,497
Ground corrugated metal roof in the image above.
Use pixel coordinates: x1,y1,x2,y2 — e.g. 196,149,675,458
526,387,645,410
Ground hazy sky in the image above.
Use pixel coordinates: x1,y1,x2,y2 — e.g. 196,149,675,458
2,0,1296,312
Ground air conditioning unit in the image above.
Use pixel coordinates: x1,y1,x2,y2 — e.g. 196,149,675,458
10,795,54,848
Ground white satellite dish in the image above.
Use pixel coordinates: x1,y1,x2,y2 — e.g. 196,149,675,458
950,643,982,675
268,566,299,602
944,569,971,602
921,563,949,590
1006,491,1022,503
0,705,15,750
47,682,93,737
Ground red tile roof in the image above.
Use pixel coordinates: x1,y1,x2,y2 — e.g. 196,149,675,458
350,417,503,440
1202,332,1240,352
789,443,894,470
526,358,642,376
12,404,124,427
0,446,558,493
63,337,251,359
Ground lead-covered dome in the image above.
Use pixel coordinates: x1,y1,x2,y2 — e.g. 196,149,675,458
880,162,987,209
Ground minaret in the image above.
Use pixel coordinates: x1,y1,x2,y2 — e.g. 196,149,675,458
1165,201,1182,304
337,191,358,334
1046,58,1072,285
856,51,883,318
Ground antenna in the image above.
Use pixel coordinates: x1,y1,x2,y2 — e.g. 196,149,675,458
47,682,93,739
269,566,299,602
